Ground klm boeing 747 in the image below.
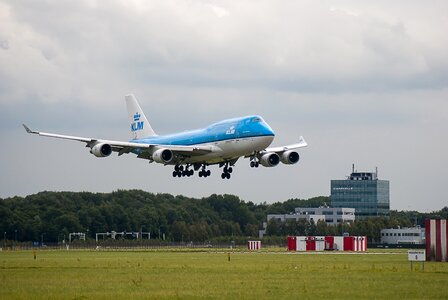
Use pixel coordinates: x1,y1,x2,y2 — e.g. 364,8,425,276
23,94,307,179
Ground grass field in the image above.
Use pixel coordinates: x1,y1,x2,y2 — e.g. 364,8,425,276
1,249,447,299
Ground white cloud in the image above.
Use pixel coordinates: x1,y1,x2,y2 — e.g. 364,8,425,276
2,0,447,107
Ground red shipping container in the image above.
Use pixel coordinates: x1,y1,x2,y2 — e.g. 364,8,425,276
343,236,367,252
287,236,297,251
325,236,334,250
306,236,316,251
344,236,355,251
288,236,366,252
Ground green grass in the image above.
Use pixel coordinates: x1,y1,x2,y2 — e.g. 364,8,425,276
1,249,447,299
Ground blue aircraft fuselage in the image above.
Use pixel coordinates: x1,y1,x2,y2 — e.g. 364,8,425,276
130,115,275,165
134,115,275,146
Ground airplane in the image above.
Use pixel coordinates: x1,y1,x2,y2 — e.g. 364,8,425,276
23,94,307,179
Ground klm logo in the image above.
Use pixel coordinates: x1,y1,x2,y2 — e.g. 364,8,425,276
226,126,235,135
131,112,144,131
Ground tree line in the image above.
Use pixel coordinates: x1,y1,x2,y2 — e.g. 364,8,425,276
0,190,446,243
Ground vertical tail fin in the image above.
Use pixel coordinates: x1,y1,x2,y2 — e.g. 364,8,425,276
125,94,157,140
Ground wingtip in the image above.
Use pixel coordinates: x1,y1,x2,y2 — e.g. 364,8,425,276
22,124,36,134
299,136,308,146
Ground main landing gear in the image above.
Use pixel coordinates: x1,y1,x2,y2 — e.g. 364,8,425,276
172,163,233,179
198,165,211,178
172,164,194,177
173,164,210,178
221,162,233,179
250,156,259,168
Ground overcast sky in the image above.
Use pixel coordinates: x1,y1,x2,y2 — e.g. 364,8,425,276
1,0,447,212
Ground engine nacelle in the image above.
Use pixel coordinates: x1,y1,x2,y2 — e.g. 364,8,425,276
90,143,112,157
259,152,280,167
280,150,300,165
152,148,174,164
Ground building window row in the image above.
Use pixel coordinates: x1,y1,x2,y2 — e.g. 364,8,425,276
382,232,420,237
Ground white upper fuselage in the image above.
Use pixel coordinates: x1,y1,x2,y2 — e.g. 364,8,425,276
131,115,275,164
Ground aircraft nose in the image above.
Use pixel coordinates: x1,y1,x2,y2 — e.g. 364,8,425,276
262,121,275,136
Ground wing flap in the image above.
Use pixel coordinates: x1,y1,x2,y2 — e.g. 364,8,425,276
158,145,214,155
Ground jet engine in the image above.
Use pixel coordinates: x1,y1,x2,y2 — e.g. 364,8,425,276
90,143,112,157
259,152,280,167
280,150,300,164
152,148,174,164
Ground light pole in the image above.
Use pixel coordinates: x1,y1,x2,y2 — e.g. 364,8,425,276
41,233,46,246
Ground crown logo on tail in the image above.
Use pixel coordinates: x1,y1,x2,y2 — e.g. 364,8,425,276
134,112,141,122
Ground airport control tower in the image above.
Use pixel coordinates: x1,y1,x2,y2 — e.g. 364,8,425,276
331,165,390,218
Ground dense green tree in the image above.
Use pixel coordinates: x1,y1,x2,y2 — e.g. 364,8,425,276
0,190,446,243
266,219,280,236
171,221,190,242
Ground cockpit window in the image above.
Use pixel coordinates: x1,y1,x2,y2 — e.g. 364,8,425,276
252,117,261,122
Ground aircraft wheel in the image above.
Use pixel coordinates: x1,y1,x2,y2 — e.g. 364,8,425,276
228,167,233,173
226,173,231,179
206,170,211,176
189,170,194,176
250,161,255,168
199,171,203,177
221,173,226,179
173,171,177,177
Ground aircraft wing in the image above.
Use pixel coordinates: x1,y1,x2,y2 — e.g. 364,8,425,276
22,124,213,156
265,136,308,154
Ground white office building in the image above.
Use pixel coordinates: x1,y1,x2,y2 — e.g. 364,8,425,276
380,226,425,245
266,213,325,224
293,207,356,225
259,207,355,238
